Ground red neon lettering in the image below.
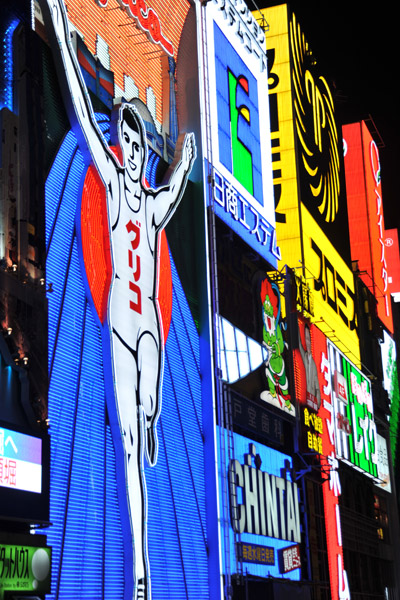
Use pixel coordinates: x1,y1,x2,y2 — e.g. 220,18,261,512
127,220,142,313
129,280,142,313
109,0,173,56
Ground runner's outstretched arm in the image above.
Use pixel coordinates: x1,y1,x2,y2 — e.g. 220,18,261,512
151,133,196,230
39,0,117,182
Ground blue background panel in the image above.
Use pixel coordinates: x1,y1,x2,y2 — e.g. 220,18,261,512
214,22,263,207
45,121,209,599
218,429,301,581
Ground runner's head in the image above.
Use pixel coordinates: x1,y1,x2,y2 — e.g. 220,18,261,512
119,104,146,183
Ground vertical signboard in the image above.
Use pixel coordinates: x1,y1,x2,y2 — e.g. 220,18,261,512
200,0,279,267
221,430,301,581
380,330,400,472
39,0,213,598
261,5,359,363
325,339,378,478
259,275,295,415
293,318,350,599
384,228,400,302
343,121,393,332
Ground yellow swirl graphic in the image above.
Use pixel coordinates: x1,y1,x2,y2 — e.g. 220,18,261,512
290,13,340,223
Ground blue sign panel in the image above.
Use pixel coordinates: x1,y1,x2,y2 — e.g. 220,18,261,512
203,4,278,267
218,429,301,581
214,23,263,207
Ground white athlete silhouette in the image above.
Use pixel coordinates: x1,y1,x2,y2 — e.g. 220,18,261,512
40,1,196,599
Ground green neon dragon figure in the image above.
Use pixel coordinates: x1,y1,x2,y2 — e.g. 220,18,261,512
260,278,294,414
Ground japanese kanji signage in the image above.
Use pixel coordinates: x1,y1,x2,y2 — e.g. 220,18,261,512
325,340,378,478
343,121,393,332
0,426,42,494
302,407,323,455
229,390,284,446
278,544,301,574
200,0,279,266
238,542,275,566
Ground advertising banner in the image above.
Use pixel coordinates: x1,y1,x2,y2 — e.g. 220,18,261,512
219,429,301,581
261,5,359,362
292,318,350,600
200,0,279,267
384,228,400,302
301,206,359,364
343,121,393,332
38,0,213,598
0,544,51,599
0,425,42,494
326,339,378,478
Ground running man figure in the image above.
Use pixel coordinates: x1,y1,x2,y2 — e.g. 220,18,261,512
40,1,196,598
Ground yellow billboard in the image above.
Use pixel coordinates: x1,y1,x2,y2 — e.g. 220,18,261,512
259,4,360,362
301,206,359,363
263,4,301,269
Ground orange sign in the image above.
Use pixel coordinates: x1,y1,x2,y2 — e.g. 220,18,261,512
63,0,190,123
343,121,393,332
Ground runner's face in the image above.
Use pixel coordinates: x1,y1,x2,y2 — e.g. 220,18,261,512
121,121,143,182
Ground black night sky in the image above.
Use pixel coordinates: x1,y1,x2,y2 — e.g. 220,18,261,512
250,1,400,234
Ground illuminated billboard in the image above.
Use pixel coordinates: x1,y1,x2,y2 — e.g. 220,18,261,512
343,121,393,332
384,228,400,302
292,318,350,600
220,430,301,581
259,276,295,415
301,206,359,364
326,339,378,478
0,425,42,494
48,0,191,131
376,434,391,493
380,330,400,471
199,0,279,266
260,5,358,362
38,0,215,598
0,544,51,599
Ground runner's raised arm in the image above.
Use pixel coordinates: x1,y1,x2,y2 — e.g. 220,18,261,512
39,0,118,186
150,133,196,231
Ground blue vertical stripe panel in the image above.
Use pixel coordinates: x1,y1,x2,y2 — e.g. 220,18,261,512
45,119,210,599
146,257,208,599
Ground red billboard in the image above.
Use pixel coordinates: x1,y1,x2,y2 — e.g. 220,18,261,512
384,228,400,301
343,121,393,332
293,317,350,599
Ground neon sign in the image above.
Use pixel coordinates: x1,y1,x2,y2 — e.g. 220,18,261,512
229,443,301,543
324,340,378,478
0,427,42,494
370,139,390,319
41,0,196,597
259,276,294,414
0,544,51,598
313,328,350,600
202,0,277,266
94,0,174,56
343,121,393,332
219,431,301,580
